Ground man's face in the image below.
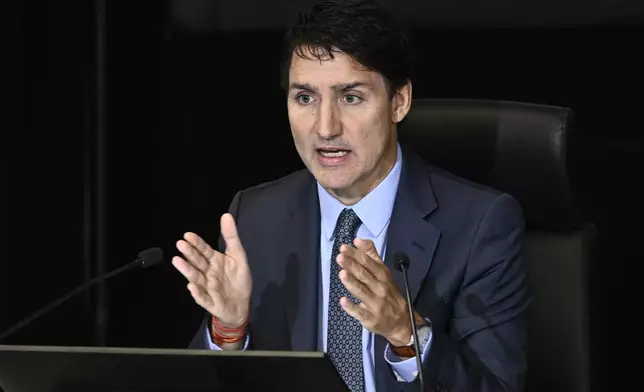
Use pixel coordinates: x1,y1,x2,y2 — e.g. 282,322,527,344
287,48,411,203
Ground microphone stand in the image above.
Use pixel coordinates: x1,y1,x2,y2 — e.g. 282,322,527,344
0,261,138,342
0,248,162,343
400,264,425,391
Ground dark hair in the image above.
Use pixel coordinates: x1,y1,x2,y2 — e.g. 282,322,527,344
280,0,413,97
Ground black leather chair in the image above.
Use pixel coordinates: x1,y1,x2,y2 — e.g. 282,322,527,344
399,99,593,392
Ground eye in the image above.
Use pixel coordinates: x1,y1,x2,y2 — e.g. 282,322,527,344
296,94,315,105
342,95,363,105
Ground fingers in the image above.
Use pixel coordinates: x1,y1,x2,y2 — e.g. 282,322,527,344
354,238,380,261
339,242,387,281
340,297,372,325
184,232,216,262
339,269,373,302
176,235,212,273
337,252,376,286
220,213,247,261
172,255,207,287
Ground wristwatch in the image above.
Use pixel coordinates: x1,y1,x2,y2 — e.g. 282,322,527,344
391,319,432,358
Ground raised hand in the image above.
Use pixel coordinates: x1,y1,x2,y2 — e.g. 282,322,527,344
336,239,424,346
172,213,252,329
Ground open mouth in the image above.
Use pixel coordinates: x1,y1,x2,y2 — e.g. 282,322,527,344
316,148,351,158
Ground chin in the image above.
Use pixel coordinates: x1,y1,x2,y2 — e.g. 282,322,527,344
314,171,358,193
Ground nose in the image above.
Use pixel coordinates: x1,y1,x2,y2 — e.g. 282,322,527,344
315,99,341,140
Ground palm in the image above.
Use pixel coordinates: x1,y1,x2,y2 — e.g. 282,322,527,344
203,251,252,326
172,213,253,328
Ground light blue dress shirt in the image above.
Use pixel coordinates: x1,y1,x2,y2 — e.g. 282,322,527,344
205,144,432,390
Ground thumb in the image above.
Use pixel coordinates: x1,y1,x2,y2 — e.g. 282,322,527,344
354,238,380,261
220,213,247,260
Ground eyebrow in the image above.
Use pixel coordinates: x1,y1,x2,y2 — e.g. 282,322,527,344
289,81,370,93
289,83,318,93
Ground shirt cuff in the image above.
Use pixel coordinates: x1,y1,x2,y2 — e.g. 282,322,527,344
384,326,433,382
205,327,250,350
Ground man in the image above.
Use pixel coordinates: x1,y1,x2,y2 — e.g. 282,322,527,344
172,0,530,391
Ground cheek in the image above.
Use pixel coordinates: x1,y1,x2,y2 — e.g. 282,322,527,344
288,108,305,131
289,112,315,147
349,109,390,147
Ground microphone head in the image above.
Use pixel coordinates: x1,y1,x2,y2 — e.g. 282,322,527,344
393,252,410,272
138,247,164,268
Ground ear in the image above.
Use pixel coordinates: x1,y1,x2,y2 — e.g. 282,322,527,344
391,80,412,124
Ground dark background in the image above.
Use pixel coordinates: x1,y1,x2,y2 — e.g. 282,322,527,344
3,0,643,390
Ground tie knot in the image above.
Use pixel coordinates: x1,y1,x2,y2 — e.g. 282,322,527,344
334,208,362,242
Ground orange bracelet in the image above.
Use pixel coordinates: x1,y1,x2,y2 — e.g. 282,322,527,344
210,316,247,346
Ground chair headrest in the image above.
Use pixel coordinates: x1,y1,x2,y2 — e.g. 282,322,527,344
399,99,582,231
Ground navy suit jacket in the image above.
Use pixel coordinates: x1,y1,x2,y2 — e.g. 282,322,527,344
190,149,530,392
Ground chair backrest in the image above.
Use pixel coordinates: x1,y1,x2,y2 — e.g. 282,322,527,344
399,99,592,392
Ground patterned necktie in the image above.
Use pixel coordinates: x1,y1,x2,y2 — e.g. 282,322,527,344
327,208,364,392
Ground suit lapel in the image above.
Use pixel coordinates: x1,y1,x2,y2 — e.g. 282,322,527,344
384,151,440,302
282,174,321,351
377,150,441,390
385,203,440,301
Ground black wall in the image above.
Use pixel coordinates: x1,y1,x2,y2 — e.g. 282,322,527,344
172,0,644,29
3,1,643,390
3,0,94,346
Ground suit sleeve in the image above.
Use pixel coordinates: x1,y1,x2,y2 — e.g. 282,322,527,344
422,194,530,392
188,191,247,350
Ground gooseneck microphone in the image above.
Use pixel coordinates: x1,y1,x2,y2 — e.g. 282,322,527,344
393,251,425,392
0,247,163,342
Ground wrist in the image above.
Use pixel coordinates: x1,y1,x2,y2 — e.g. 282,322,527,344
390,320,432,359
387,311,425,346
210,315,248,346
211,315,247,332
387,325,413,347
